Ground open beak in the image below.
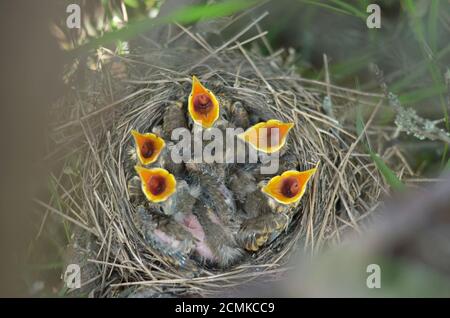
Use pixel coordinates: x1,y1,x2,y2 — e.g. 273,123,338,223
135,166,177,203
238,119,294,154
131,130,165,165
188,75,220,128
262,167,317,205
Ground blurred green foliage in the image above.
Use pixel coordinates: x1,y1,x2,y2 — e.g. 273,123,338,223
74,0,260,53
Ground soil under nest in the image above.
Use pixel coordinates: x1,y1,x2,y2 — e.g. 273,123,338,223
51,27,392,297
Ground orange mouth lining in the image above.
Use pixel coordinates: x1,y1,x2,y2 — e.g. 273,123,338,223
147,175,167,196
135,166,177,203
193,93,213,115
280,176,300,198
188,76,220,128
262,167,318,205
131,130,166,165
141,140,155,159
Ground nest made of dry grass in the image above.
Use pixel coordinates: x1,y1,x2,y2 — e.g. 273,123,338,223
45,16,404,298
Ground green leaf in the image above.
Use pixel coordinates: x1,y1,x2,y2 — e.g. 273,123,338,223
298,0,365,20
124,0,140,9
356,107,405,191
298,0,352,17
356,107,370,151
370,152,405,191
164,0,259,24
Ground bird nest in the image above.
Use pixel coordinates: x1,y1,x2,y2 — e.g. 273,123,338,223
52,30,391,298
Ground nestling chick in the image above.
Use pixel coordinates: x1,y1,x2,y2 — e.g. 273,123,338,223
238,167,317,251
124,129,165,173
227,101,250,129
237,212,290,252
134,205,197,269
228,168,257,204
157,141,185,177
185,163,237,228
162,100,187,141
131,168,199,216
131,130,165,165
193,200,244,268
147,179,200,216
129,125,184,177
127,175,144,204
135,166,177,204
134,185,216,267
188,76,220,128
238,186,291,251
255,151,299,182
239,119,294,154
262,168,317,205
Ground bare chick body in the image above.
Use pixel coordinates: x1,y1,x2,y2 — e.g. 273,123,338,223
134,205,197,269
193,200,244,268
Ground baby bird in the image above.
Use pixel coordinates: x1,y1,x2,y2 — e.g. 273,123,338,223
192,200,244,268
133,184,229,269
228,168,257,204
134,205,197,269
185,162,237,229
227,101,250,129
237,185,290,252
147,179,200,217
126,128,186,180
127,175,144,204
162,100,187,141
124,129,165,174
239,119,294,155
188,76,220,129
131,165,198,216
158,141,185,177
254,151,299,182
238,212,290,252
238,167,317,251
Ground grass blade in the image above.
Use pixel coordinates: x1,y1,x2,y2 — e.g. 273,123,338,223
428,0,439,51
356,107,405,191
369,152,406,191
328,0,366,19
297,0,356,18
